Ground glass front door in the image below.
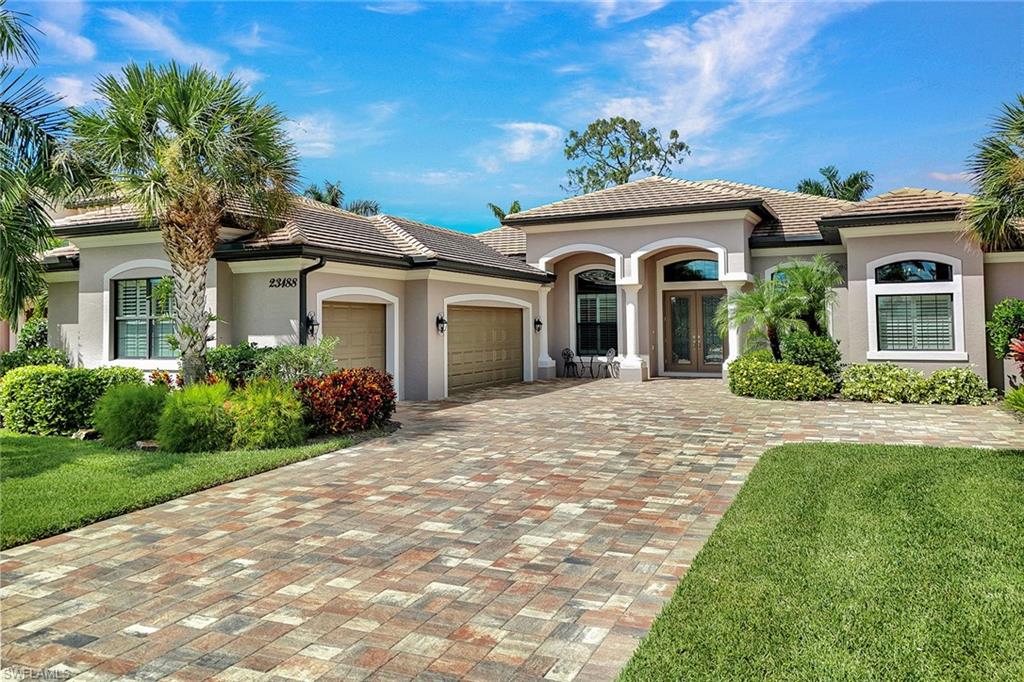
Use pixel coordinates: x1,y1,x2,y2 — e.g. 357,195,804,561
663,290,727,373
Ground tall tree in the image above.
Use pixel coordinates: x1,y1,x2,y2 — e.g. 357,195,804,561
562,117,689,195
961,94,1024,251
797,166,874,201
714,278,802,361
70,62,298,384
776,255,842,336
486,200,520,221
0,1,87,326
304,180,380,216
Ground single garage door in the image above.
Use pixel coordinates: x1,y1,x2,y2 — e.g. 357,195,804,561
322,301,386,370
447,305,523,392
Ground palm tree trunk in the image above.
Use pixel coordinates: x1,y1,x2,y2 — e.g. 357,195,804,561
803,313,824,336
767,324,782,361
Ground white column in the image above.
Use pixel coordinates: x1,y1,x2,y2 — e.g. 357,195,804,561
537,284,555,378
722,280,745,371
618,283,647,381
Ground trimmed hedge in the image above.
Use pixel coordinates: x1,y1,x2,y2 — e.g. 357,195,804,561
229,380,306,450
727,352,834,401
294,368,396,434
987,298,1024,357
0,364,144,435
207,342,271,388
156,383,234,453
0,346,68,378
781,331,841,382
15,316,48,350
93,384,168,448
925,367,997,405
841,363,996,405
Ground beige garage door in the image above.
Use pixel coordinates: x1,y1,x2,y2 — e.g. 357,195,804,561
322,302,386,370
447,305,523,392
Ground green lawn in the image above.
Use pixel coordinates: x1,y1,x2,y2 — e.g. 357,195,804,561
0,430,374,549
620,444,1024,681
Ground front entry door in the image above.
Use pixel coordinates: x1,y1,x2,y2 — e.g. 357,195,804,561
663,290,727,373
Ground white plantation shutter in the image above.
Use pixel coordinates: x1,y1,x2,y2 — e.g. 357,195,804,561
877,294,953,351
115,279,177,360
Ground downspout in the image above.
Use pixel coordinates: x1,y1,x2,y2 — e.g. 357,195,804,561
298,256,327,345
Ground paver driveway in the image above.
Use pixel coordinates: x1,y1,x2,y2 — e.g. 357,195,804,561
2,379,1022,681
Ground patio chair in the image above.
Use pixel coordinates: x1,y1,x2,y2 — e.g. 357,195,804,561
597,347,620,378
561,348,581,378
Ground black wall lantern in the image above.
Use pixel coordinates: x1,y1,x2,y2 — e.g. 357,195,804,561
304,312,320,339
533,318,543,333
435,313,448,334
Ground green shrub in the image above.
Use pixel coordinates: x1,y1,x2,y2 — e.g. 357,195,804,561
1,365,100,434
924,367,997,405
987,298,1024,357
0,346,68,378
93,384,168,448
1005,386,1024,414
781,331,842,381
229,379,306,449
156,382,234,453
294,368,397,433
207,342,271,388
840,363,928,403
93,366,146,392
253,338,337,383
15,316,48,350
727,353,834,401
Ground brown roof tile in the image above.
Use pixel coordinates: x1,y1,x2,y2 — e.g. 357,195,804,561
820,188,971,224
475,226,527,256
699,180,854,242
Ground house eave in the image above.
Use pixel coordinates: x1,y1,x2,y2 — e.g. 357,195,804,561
818,209,961,229
503,198,772,228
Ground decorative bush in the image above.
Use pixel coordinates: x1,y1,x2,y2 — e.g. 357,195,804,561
294,368,396,434
93,384,168,448
0,346,68,378
0,364,144,435
1010,334,1024,373
229,379,306,449
207,342,271,388
254,338,338,383
781,331,842,382
1005,386,1024,414
727,352,834,401
15,316,48,350
149,370,183,388
840,363,928,404
923,367,997,405
156,382,234,453
986,298,1024,357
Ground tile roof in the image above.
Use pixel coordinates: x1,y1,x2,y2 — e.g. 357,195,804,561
475,226,527,256
503,176,767,225
50,196,547,280
820,188,971,224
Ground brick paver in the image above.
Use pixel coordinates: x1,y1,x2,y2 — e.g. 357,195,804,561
2,379,1022,681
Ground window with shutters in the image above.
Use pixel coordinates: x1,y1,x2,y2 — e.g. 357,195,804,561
876,294,953,351
114,278,176,360
574,268,617,356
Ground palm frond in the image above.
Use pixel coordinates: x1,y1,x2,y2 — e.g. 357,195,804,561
0,0,38,64
345,199,379,216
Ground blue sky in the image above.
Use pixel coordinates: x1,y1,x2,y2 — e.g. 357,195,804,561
22,0,1023,232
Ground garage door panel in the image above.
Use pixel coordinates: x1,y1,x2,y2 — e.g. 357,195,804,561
448,305,523,392
322,302,387,370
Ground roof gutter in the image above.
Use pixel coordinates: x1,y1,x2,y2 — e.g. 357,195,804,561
298,257,326,346
818,209,961,229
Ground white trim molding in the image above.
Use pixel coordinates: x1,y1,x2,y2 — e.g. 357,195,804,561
102,258,172,364
865,251,967,362
442,293,535,398
626,236,729,284
984,251,1024,263
751,245,846,257
567,263,620,359
533,243,624,280
315,286,402,399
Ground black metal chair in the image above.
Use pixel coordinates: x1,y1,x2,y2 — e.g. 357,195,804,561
561,348,580,378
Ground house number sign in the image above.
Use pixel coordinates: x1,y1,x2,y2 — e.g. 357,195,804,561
268,277,298,288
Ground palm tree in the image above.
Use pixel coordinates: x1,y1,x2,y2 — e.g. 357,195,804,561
714,277,802,361
797,166,874,201
69,62,298,384
487,200,521,221
776,255,842,336
304,180,380,215
961,94,1024,251
0,1,87,326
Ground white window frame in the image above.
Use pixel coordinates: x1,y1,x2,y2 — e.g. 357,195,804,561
102,259,178,371
866,251,966,361
568,264,620,358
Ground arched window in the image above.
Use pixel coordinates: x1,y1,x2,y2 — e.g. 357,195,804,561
574,269,617,356
875,260,953,283
664,259,718,282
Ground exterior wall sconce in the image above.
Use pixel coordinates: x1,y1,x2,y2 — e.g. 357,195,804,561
435,314,448,334
534,318,543,333
304,312,320,339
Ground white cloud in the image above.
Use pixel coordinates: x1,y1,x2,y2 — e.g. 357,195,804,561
37,19,96,62
286,102,400,158
593,0,668,27
102,8,227,70
585,2,860,139
478,122,563,173
284,115,337,158
232,67,266,90
374,169,475,186
928,171,971,183
554,64,588,75
364,2,424,15
48,76,94,106
227,23,276,54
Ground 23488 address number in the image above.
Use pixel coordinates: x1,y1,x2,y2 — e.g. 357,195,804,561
269,277,298,288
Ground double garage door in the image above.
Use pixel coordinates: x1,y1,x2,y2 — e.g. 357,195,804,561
320,302,523,393
447,305,523,392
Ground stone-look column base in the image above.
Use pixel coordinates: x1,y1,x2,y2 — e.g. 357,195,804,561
538,361,557,380
618,359,648,382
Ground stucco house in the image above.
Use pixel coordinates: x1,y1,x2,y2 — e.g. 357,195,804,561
43,176,1023,399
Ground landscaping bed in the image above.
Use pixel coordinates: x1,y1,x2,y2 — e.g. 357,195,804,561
620,443,1024,681
0,428,387,549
